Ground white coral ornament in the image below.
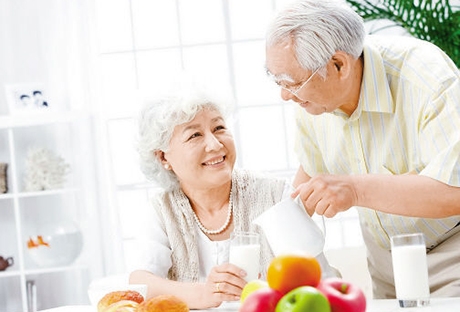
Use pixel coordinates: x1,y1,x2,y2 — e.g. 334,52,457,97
23,147,70,192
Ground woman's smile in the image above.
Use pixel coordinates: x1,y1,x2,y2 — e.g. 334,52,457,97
202,156,226,166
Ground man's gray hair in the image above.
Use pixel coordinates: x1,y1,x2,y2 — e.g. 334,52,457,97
266,0,365,71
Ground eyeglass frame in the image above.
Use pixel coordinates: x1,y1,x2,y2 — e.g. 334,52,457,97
279,67,320,97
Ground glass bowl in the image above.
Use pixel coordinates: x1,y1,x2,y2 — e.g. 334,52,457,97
26,221,83,267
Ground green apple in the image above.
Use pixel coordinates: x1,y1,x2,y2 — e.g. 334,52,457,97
240,280,269,303
275,286,331,312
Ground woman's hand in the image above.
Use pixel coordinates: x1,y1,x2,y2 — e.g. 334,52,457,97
201,262,248,308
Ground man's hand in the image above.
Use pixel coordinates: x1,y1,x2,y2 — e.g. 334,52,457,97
291,174,359,217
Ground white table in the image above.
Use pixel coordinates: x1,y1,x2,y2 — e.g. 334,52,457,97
367,298,460,312
39,298,460,311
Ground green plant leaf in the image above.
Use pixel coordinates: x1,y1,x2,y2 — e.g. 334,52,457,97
345,0,460,67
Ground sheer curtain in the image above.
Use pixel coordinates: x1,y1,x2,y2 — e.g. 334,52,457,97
0,0,105,282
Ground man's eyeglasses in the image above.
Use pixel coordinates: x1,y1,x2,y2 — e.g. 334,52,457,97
278,68,320,97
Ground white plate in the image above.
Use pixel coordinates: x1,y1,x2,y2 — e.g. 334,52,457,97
38,305,95,312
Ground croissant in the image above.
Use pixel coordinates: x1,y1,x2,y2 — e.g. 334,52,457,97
101,299,139,312
97,290,144,312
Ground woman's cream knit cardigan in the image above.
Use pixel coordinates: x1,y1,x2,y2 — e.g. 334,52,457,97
152,169,287,282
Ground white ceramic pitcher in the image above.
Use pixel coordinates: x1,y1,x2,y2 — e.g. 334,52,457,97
253,196,325,257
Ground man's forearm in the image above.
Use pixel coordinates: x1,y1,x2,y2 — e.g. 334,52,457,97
353,174,460,218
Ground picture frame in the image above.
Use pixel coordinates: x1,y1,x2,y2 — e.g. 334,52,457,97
5,83,50,114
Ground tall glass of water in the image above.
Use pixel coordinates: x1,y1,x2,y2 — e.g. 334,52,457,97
391,233,430,308
229,231,260,281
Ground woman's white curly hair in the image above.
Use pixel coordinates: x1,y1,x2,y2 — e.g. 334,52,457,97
137,80,234,191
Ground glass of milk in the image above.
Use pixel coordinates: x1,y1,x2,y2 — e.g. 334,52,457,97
229,231,260,281
391,233,430,308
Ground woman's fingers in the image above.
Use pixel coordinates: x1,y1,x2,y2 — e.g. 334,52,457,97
210,263,247,296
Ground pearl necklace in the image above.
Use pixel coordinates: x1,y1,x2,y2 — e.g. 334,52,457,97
192,190,233,235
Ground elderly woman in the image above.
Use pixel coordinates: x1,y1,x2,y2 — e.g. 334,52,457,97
129,84,332,309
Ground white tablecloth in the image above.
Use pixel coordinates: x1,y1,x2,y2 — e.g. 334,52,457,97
39,297,460,312
367,298,460,312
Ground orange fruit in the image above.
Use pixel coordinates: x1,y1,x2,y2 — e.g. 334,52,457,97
267,254,321,295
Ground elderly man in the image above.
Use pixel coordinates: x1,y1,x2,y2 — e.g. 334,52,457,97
264,0,460,299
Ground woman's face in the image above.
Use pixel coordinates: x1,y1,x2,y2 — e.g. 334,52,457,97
163,108,236,191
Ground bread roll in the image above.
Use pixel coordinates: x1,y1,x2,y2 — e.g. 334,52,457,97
101,299,139,312
97,290,144,312
137,295,188,312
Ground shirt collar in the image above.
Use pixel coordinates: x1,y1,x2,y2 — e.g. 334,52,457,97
332,37,395,121
358,38,395,115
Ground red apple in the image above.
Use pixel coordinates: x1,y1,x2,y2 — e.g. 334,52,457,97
238,287,283,312
316,277,366,312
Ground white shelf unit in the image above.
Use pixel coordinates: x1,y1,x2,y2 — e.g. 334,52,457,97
0,112,91,312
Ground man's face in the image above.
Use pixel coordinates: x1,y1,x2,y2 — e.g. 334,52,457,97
265,41,342,115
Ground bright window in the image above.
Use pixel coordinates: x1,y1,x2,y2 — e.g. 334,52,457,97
94,0,363,273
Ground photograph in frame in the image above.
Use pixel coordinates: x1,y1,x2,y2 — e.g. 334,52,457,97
5,83,50,114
